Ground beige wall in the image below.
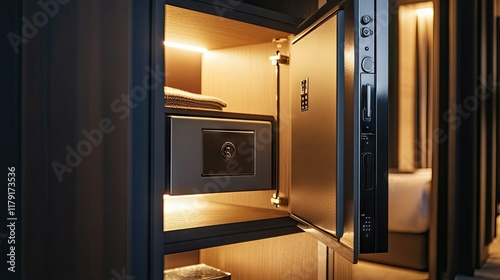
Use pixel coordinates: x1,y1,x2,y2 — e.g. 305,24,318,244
201,42,283,116
164,251,199,269
165,46,202,93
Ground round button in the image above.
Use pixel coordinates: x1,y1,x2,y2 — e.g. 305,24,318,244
220,142,236,161
361,15,372,25
362,57,374,73
361,27,372,37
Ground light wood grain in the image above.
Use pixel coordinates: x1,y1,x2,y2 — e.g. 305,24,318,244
164,251,199,270
163,196,289,231
165,5,289,51
202,42,281,115
333,250,353,280
200,233,319,280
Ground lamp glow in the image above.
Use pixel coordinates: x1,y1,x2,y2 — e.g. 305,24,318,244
416,7,433,17
164,41,207,53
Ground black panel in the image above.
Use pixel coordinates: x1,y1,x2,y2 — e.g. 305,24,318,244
241,0,318,20
132,0,165,279
447,0,479,277
360,0,391,253
202,130,255,176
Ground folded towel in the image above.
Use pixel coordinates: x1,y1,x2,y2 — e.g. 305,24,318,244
164,86,227,111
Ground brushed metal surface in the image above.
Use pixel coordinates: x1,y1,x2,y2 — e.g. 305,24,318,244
290,12,342,238
167,115,273,195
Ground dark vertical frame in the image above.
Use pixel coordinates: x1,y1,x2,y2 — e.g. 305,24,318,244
341,0,358,261
17,0,163,279
0,1,22,279
130,0,164,279
475,0,496,267
497,16,500,220
21,1,80,277
431,0,498,278
151,1,166,278
373,0,390,254
447,0,478,277
430,0,450,278
388,0,399,168
476,0,487,267
483,0,496,247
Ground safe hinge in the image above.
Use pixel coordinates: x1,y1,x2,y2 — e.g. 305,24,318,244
269,51,289,65
270,193,288,208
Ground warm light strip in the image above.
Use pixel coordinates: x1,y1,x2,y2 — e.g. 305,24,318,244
164,41,207,53
416,7,433,17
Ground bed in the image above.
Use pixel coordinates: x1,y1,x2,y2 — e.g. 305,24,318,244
360,168,432,271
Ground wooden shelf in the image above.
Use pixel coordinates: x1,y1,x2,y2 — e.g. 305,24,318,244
164,196,301,254
165,4,291,51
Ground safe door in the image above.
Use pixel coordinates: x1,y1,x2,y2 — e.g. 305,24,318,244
289,0,389,263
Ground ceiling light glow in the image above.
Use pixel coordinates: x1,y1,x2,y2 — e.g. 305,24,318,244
416,7,433,17
164,41,207,53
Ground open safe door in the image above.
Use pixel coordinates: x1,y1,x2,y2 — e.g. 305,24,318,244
289,0,389,263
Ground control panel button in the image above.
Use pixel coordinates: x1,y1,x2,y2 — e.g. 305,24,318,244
362,57,374,73
361,15,372,25
300,78,309,112
361,27,373,38
362,152,373,191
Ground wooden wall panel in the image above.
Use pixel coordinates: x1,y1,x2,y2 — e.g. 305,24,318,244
333,251,352,280
164,251,200,269
165,5,290,51
165,47,202,93
202,42,280,115
200,233,319,280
